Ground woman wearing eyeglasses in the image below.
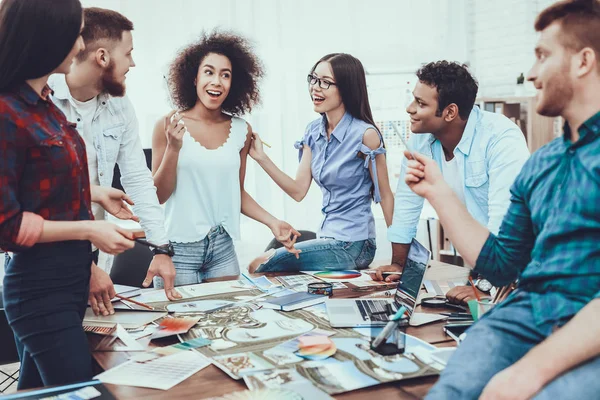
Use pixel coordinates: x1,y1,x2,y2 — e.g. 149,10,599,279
248,53,394,273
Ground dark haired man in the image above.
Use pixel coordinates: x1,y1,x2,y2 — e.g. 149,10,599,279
404,1,600,398
374,61,530,281
49,7,181,315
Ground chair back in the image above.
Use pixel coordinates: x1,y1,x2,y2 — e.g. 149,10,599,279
109,242,154,288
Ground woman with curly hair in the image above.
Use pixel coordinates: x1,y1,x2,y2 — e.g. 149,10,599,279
248,53,394,273
152,31,299,285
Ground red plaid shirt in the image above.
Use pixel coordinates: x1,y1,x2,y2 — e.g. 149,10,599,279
0,82,92,252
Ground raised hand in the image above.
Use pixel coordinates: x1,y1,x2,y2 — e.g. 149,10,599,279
164,110,186,151
249,132,267,161
404,151,445,199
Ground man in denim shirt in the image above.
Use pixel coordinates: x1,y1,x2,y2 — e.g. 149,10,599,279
405,1,600,398
50,8,181,315
375,62,529,280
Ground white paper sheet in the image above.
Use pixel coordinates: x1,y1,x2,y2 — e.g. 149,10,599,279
95,351,211,390
135,281,249,304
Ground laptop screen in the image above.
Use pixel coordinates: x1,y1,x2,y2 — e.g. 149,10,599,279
393,238,431,315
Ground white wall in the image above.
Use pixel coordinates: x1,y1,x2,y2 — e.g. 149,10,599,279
468,0,558,98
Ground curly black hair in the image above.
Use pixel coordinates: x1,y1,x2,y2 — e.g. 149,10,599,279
416,61,478,120
167,30,264,115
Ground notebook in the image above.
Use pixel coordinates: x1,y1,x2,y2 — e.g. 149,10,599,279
261,292,327,311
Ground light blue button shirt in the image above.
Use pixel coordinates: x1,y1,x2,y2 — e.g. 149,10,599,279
296,112,385,242
388,106,530,244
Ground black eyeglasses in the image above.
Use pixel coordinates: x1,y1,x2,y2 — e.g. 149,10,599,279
307,74,336,90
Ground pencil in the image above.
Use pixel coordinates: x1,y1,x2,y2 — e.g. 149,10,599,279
493,286,506,304
261,140,272,148
115,294,155,311
468,276,482,302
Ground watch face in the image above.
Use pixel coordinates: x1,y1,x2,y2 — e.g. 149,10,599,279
476,279,493,293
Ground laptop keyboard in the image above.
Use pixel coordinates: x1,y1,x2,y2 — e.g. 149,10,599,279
356,300,396,321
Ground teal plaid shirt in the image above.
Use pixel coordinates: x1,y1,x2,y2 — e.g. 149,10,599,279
475,111,600,326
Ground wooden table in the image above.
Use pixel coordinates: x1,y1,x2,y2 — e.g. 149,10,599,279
91,260,469,399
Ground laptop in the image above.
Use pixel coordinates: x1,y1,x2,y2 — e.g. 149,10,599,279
326,238,447,327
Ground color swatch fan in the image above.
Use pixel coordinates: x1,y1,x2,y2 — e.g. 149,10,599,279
295,335,336,361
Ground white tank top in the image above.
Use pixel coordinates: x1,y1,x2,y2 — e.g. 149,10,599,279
164,116,247,242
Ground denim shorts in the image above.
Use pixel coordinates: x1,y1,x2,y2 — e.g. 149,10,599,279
154,226,240,287
255,237,376,273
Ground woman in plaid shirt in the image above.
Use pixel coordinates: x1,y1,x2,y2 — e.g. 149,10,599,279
0,0,136,390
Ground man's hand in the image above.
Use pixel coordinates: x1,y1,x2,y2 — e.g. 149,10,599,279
446,286,490,306
88,262,116,316
404,151,446,199
480,364,545,400
91,186,140,222
269,220,302,259
373,264,402,282
142,254,182,301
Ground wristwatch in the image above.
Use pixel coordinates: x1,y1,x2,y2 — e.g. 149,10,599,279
151,243,175,257
475,278,492,293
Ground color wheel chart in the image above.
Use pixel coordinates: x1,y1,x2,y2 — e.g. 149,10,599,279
313,271,362,280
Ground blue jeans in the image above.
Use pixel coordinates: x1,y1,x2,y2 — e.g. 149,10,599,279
426,291,600,399
256,238,376,272
154,226,240,287
3,241,93,390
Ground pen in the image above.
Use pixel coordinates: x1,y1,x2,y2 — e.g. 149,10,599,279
391,123,415,159
115,294,155,311
372,306,407,348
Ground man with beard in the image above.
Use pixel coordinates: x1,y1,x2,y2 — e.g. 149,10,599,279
373,61,530,282
50,8,181,316
413,1,600,399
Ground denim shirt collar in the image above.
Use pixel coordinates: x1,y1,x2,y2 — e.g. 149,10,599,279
427,106,480,156
50,74,115,116
317,111,354,142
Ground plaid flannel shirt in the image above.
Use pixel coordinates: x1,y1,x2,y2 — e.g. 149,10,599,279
475,111,600,326
0,83,92,252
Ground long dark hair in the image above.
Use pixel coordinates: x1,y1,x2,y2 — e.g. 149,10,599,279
0,0,83,92
310,53,376,127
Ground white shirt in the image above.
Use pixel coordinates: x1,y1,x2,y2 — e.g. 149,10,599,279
165,117,247,242
441,153,466,205
69,96,105,222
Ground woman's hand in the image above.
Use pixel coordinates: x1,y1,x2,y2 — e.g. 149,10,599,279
164,110,186,152
85,221,135,255
269,220,302,258
91,186,139,222
249,132,268,162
